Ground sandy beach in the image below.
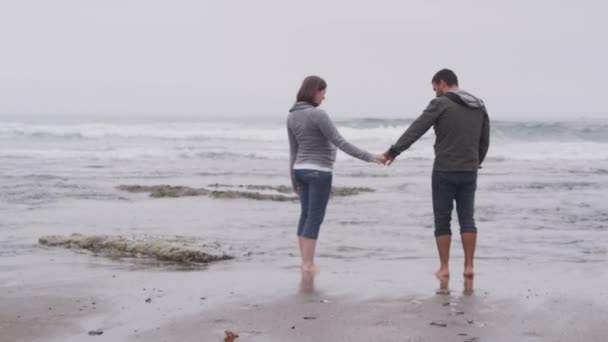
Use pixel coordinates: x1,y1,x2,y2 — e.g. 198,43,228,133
2,251,607,341
2,186,608,341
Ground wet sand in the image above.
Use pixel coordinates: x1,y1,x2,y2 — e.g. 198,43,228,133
2,250,607,342
2,158,607,341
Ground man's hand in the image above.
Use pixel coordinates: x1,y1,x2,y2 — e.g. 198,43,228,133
383,151,395,166
293,186,299,196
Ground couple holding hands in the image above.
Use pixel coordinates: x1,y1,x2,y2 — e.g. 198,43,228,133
287,69,490,280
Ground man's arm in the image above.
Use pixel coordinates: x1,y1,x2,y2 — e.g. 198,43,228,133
479,109,490,166
386,98,445,159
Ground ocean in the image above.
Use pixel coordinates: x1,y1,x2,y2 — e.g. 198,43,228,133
1,115,606,264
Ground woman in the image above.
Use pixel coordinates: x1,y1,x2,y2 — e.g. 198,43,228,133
287,75,385,273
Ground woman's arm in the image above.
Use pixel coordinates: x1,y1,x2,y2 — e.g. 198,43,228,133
313,110,373,162
287,124,299,192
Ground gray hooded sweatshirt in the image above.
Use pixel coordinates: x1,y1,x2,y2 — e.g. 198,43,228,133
287,102,373,187
388,89,490,171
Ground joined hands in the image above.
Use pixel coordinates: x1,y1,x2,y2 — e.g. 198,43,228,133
371,151,395,166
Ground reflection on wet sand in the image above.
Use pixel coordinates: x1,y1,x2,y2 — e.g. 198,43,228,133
464,276,474,296
436,275,450,295
435,274,475,296
300,270,316,294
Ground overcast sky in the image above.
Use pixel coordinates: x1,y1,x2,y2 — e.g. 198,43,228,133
0,0,606,120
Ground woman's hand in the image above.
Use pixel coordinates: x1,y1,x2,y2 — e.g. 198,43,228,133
371,154,388,164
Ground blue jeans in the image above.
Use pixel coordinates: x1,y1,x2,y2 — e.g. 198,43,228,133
295,169,333,240
432,171,478,236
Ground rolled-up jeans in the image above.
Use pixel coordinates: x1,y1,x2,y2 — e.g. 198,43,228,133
295,169,333,240
432,171,478,236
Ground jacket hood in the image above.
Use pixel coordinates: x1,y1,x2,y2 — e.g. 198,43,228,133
289,101,315,112
446,89,485,109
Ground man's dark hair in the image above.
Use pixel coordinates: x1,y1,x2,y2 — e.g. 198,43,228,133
431,69,458,86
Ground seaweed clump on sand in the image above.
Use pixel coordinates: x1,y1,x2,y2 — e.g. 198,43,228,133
116,185,209,198
116,184,375,201
331,187,374,196
209,190,295,202
38,234,232,264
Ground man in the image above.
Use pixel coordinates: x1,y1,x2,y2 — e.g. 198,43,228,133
384,69,490,279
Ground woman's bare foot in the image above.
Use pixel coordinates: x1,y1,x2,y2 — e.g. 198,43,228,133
301,263,319,274
463,265,474,278
435,268,450,279
300,270,316,293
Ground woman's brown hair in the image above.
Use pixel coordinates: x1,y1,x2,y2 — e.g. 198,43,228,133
296,76,327,106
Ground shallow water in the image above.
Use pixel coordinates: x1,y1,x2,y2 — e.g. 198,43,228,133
1,117,607,268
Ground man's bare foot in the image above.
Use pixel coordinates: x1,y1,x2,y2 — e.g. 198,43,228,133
435,268,450,279
301,263,319,274
463,265,474,278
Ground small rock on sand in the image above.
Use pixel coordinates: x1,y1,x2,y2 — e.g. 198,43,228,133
430,321,447,327
223,330,239,342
